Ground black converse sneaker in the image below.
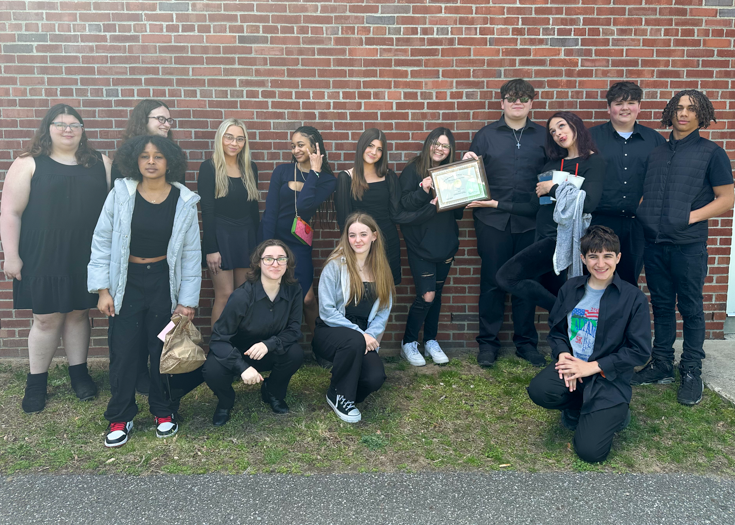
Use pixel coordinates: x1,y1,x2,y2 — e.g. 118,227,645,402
326,388,361,423
155,414,179,438
105,421,133,448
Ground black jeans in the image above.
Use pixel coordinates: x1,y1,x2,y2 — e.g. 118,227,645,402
496,236,567,314
644,241,708,368
312,319,386,403
590,215,644,287
105,261,202,423
202,343,304,410
474,219,538,353
527,363,629,463
402,249,453,344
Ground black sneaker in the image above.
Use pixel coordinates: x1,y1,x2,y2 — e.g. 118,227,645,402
477,348,498,368
630,359,674,386
326,387,361,423
516,347,546,368
677,367,703,406
561,408,581,431
105,421,133,448
314,354,333,371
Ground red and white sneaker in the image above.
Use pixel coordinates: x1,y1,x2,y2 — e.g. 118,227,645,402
155,414,178,438
105,421,133,448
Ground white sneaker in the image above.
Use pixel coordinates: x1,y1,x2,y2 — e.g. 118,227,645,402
424,340,449,364
105,421,133,448
401,341,426,367
155,414,178,438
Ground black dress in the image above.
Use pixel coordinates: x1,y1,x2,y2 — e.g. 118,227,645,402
13,154,108,314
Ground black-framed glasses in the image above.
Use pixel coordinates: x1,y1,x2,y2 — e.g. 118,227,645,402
148,116,175,125
261,256,289,266
504,96,532,103
51,122,84,131
223,133,246,145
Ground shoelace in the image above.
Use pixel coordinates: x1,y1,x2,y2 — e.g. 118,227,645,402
156,415,173,425
406,343,420,356
109,422,127,432
337,395,356,413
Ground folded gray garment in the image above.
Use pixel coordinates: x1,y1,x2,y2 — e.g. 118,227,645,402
553,181,591,277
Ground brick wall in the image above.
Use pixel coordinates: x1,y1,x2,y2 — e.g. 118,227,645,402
1,0,734,358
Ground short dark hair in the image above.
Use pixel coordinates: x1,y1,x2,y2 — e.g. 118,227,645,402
660,89,716,129
605,82,643,105
581,225,620,256
122,99,172,141
114,135,187,183
545,111,599,161
246,239,298,285
500,79,536,101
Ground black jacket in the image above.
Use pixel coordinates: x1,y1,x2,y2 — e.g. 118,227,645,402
548,273,651,414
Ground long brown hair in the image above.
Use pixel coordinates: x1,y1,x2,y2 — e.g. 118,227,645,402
326,212,394,310
247,239,298,285
409,127,456,178
351,128,388,200
121,99,173,141
21,104,99,168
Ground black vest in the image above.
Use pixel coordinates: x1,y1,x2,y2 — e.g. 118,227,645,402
637,130,717,244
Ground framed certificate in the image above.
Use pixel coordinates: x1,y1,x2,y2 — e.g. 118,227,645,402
428,158,490,211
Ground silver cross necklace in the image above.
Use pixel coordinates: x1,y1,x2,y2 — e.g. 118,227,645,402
512,126,525,149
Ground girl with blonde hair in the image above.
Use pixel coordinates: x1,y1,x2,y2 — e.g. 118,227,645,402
312,212,394,423
198,118,260,327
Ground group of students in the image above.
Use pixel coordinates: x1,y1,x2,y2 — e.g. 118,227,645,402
0,79,732,463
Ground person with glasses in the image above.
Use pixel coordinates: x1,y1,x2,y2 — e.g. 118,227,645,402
88,135,203,447
397,127,464,366
202,239,304,426
198,118,260,328
1,104,111,414
312,213,393,423
462,79,548,368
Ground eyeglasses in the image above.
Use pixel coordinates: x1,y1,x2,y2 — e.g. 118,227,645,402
223,133,246,145
433,142,451,151
51,122,84,131
504,96,532,103
261,256,289,266
148,116,175,125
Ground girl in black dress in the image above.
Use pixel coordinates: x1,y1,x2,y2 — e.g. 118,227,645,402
0,104,111,414
198,118,260,328
335,128,406,285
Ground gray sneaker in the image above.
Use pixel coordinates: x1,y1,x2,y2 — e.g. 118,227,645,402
400,341,426,367
423,340,449,364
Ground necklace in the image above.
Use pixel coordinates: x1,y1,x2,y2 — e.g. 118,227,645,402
512,127,525,149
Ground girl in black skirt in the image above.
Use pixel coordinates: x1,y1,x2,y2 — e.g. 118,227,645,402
0,104,111,414
198,118,260,328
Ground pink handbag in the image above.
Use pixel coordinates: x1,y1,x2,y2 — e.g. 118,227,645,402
291,164,313,246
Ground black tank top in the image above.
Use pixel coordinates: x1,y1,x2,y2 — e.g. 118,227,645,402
129,185,179,258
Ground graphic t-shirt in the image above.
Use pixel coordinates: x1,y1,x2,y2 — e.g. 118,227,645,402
567,284,605,362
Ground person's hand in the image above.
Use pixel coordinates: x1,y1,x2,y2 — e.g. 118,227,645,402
462,151,478,161
466,199,498,209
3,256,23,281
241,367,264,385
555,353,600,382
173,304,196,321
430,197,438,206
244,342,269,361
97,289,115,317
421,176,433,193
536,180,555,197
564,375,580,392
309,142,324,173
206,252,222,276
363,333,379,353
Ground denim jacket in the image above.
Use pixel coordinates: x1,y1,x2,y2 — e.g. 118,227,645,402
88,178,202,314
317,257,392,342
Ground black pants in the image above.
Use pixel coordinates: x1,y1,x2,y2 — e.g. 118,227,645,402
527,363,629,463
496,236,567,313
644,241,708,368
312,319,386,403
402,250,453,344
590,215,644,287
202,343,304,410
474,219,538,353
105,261,202,423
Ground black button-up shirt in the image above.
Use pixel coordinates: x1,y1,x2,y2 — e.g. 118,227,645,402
469,116,548,233
210,279,303,375
548,273,651,414
589,121,665,218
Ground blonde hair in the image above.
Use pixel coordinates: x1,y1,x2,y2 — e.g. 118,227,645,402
326,212,394,310
212,118,257,200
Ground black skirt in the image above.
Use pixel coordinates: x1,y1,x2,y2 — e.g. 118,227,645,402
204,215,257,271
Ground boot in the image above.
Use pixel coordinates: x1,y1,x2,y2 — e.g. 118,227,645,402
68,362,98,401
22,372,48,413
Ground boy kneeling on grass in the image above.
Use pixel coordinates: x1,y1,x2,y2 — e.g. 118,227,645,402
527,225,651,463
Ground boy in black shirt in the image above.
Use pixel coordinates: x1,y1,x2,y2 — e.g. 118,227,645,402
527,226,651,463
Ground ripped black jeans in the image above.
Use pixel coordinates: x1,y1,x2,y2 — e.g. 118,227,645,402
402,250,454,344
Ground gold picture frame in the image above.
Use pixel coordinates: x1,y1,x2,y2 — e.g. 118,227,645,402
428,158,490,211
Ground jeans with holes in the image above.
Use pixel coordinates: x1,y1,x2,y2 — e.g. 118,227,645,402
402,250,454,344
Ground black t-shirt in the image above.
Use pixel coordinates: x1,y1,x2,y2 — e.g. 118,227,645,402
345,282,376,332
130,185,179,258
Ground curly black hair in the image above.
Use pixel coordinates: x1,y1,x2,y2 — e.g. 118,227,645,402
660,89,716,129
114,135,187,183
